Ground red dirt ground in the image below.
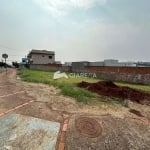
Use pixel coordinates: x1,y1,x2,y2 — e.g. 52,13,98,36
77,81,150,105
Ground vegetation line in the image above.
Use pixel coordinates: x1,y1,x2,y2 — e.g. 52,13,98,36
18,69,98,104
18,69,150,105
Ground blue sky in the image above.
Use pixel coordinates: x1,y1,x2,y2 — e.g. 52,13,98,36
0,0,150,63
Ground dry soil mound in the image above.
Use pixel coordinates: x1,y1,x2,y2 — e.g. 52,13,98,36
77,81,150,105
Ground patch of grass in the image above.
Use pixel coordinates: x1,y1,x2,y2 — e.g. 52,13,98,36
99,97,129,107
60,85,96,103
18,69,150,105
18,69,97,104
115,82,150,94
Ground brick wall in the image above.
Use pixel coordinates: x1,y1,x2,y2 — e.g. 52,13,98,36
29,64,150,84
84,66,150,84
85,66,150,74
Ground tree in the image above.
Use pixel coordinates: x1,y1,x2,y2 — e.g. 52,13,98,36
0,61,5,67
12,61,19,68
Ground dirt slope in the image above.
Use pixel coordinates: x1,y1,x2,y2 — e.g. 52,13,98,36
77,81,150,105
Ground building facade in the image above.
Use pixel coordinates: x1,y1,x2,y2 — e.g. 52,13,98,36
28,50,55,64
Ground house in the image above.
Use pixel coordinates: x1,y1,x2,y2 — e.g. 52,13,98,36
28,49,55,64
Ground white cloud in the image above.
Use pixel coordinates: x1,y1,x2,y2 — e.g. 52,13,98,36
34,0,107,17
70,0,106,8
34,0,70,16
70,0,96,8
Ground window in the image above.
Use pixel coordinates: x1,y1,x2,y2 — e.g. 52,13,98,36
49,56,52,59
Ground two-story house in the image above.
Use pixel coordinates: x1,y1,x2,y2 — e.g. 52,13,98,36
28,49,55,64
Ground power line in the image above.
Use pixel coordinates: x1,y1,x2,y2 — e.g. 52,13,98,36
0,43,29,62
0,43,25,52
0,43,27,57
8,54,24,57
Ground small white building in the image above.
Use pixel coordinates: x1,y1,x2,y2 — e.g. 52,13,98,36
28,49,55,64
104,59,119,66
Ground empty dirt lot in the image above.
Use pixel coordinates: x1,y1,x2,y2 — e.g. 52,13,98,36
0,69,150,150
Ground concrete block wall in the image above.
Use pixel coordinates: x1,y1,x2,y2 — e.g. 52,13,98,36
30,64,61,72
30,64,71,72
